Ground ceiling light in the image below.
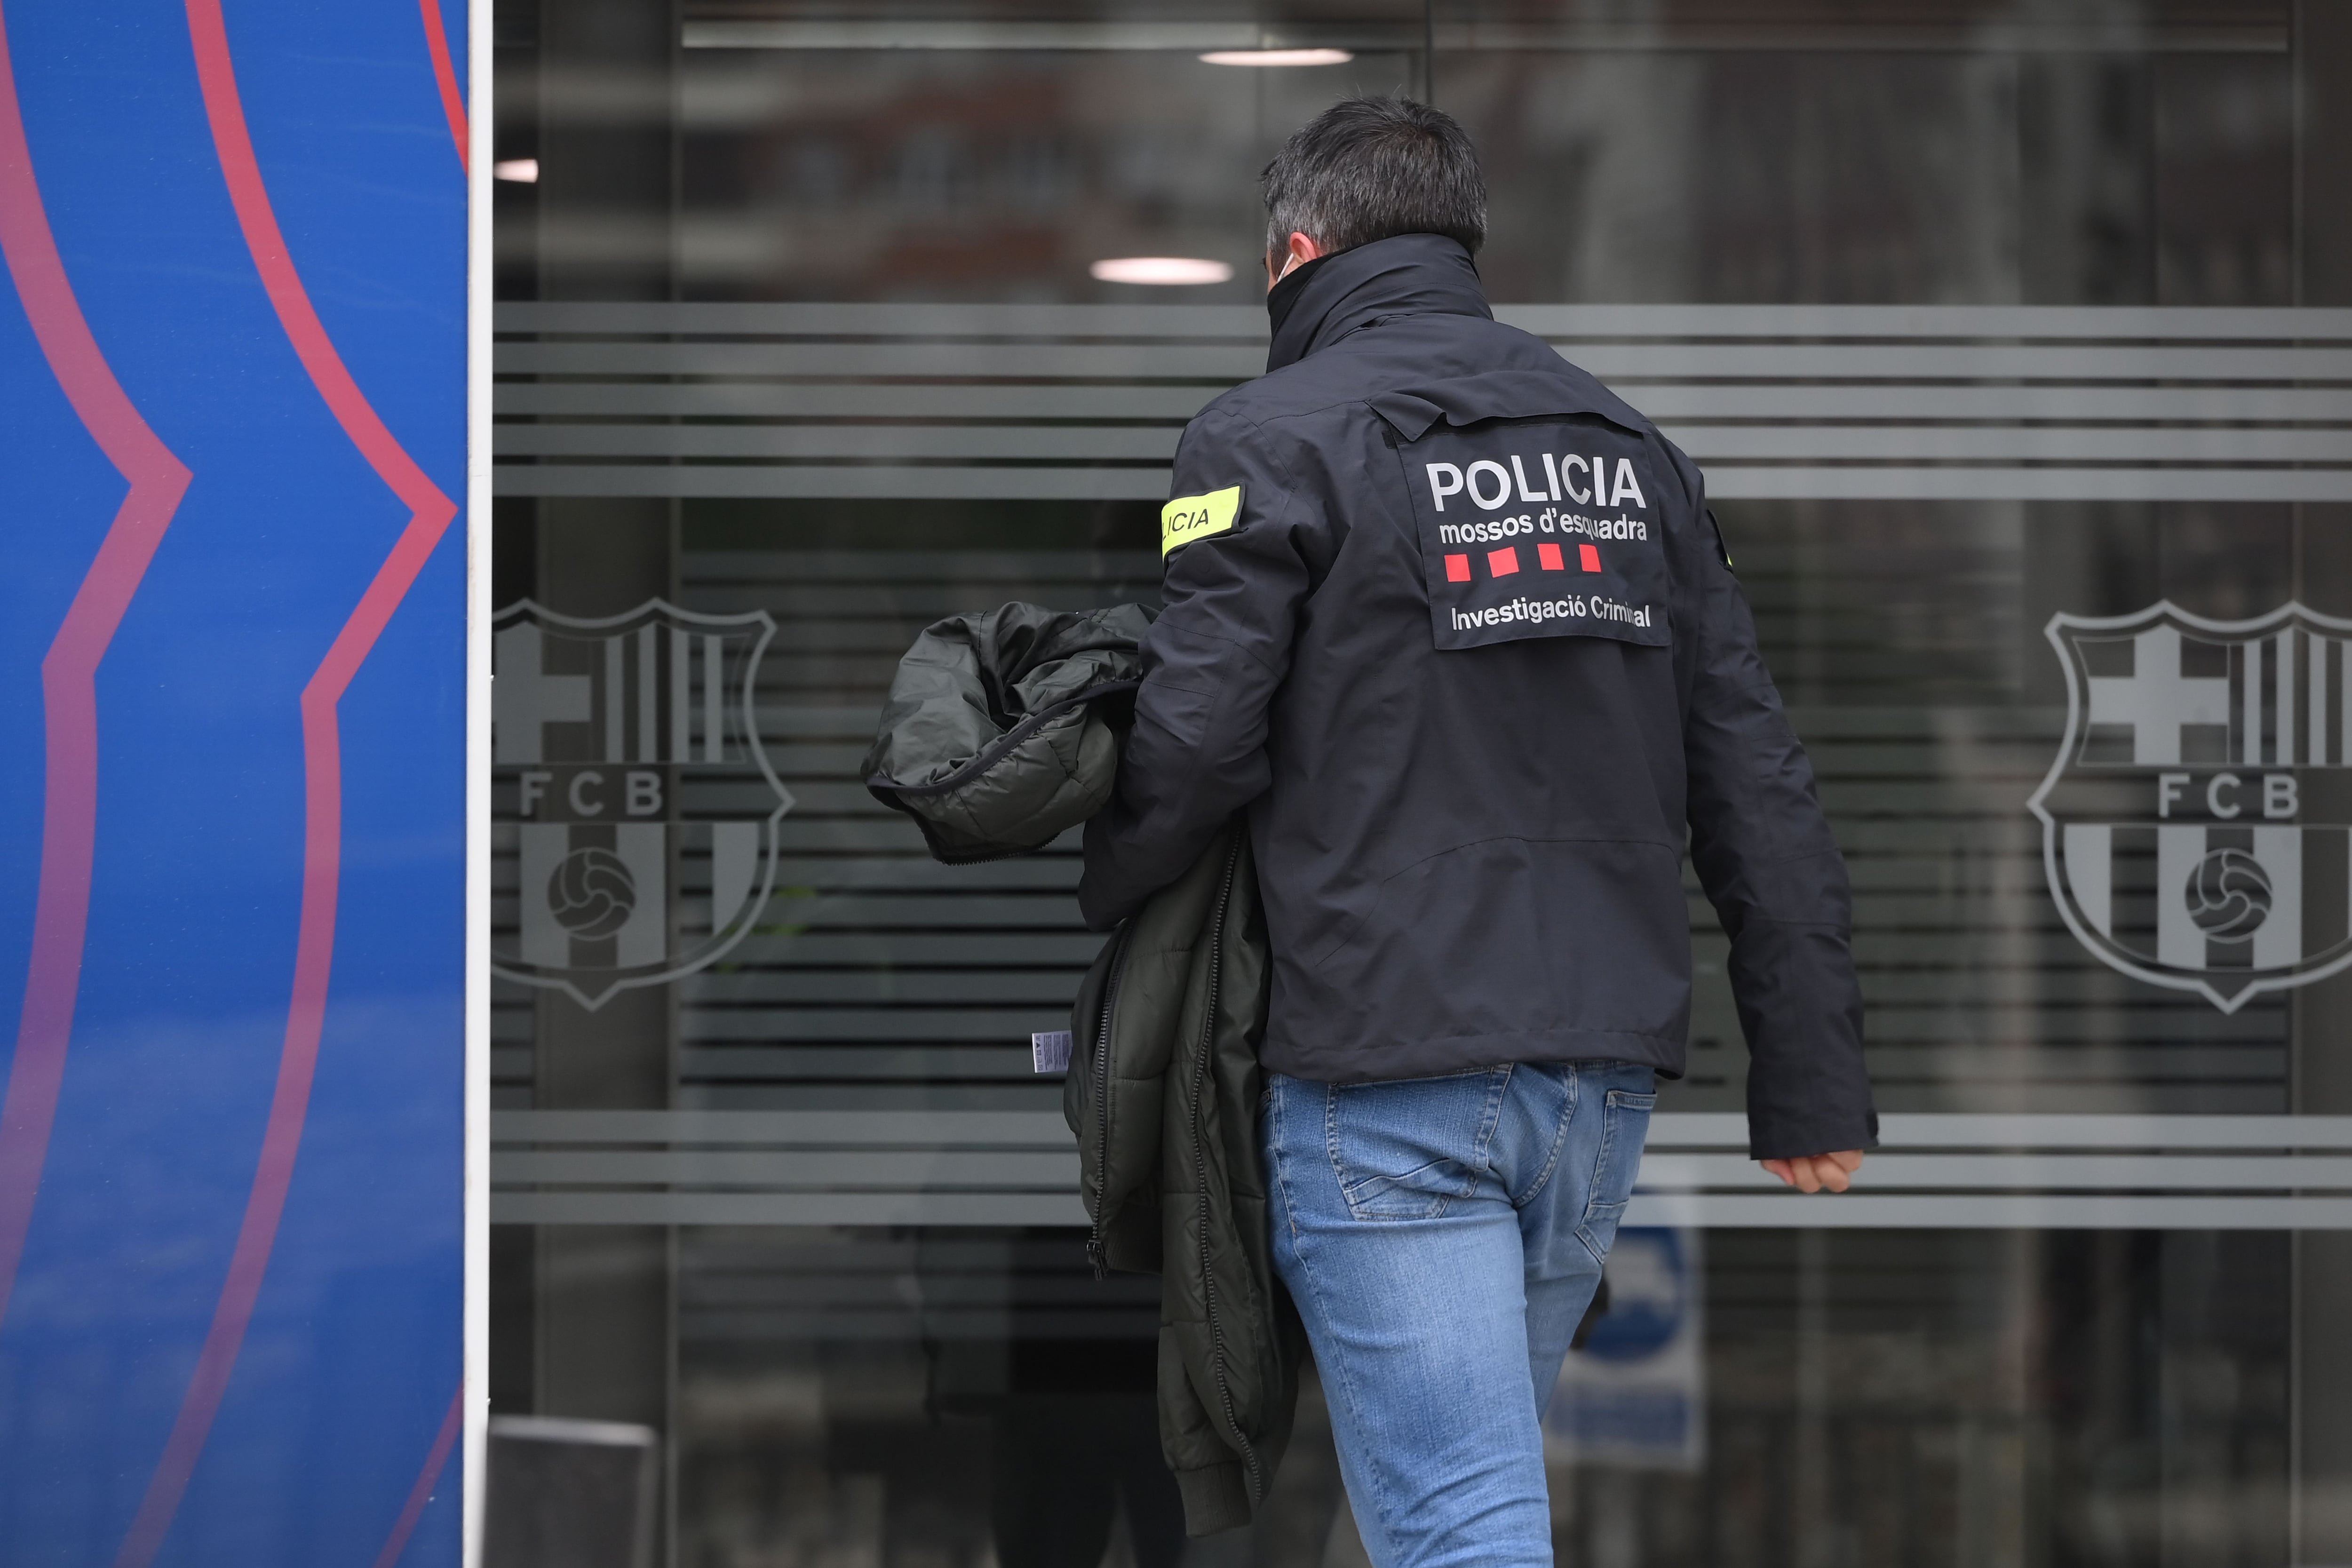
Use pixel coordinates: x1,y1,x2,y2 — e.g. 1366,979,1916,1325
493,158,540,183
1090,257,1235,286
1198,48,1353,66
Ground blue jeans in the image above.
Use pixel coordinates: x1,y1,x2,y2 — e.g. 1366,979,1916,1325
1263,1061,1657,1568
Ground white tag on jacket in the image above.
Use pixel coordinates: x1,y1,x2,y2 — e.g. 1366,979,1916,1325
1031,1030,1073,1073
1399,421,1670,653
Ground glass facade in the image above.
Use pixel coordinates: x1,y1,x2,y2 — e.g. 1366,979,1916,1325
487,4,2352,1565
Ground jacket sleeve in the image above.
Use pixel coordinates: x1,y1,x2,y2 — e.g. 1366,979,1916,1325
1667,447,1878,1161
1079,410,1317,929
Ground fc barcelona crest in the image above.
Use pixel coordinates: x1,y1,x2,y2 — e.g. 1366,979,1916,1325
492,599,794,1009
2030,602,2352,1011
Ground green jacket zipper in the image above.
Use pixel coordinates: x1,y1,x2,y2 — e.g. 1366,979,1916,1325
1190,835,1261,1504
1083,921,1130,1280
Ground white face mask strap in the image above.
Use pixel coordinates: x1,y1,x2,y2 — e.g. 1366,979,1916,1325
1275,250,1301,283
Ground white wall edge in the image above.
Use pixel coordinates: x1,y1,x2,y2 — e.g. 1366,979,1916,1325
461,0,492,1558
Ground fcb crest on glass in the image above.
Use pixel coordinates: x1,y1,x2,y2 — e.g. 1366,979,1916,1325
2030,601,2352,1012
492,599,794,1009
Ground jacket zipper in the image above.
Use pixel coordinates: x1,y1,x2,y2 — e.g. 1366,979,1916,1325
1082,922,1130,1279
1191,835,1261,1504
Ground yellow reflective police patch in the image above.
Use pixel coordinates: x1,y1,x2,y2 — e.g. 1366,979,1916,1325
1160,486,1242,557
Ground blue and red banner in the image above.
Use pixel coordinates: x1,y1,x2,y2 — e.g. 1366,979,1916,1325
0,1,467,1561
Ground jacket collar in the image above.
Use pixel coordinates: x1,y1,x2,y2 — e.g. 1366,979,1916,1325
1264,232,1490,372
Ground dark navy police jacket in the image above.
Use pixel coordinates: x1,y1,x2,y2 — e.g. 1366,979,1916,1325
1079,233,1875,1159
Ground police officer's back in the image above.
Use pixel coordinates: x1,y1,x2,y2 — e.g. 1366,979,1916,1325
1078,96,1874,1568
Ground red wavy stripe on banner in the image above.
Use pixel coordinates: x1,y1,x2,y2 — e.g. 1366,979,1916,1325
369,1388,464,1568
112,4,460,1564
0,1,194,1334
418,0,465,172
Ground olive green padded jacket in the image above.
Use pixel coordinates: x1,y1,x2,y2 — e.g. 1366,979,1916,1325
861,601,1156,864
865,603,1304,1537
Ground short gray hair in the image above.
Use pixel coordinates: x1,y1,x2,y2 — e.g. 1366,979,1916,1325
1261,96,1487,259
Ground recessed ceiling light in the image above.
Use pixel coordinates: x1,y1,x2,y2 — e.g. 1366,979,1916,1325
1090,257,1235,286
1198,48,1353,66
493,158,540,183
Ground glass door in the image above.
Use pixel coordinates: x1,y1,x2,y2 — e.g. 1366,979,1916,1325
487,4,2352,1563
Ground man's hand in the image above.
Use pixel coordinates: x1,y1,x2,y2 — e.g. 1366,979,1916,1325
1760,1150,1865,1193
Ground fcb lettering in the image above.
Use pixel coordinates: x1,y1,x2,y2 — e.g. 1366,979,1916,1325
493,599,795,1009
2030,601,2352,1012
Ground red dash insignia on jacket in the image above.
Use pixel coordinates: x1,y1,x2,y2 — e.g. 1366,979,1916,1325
1488,547,1520,577
1444,553,1472,583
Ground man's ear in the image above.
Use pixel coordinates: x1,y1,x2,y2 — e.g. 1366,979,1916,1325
1268,231,1326,290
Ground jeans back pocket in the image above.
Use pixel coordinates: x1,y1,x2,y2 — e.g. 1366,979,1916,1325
1325,1068,1507,1221
1575,1082,1656,1264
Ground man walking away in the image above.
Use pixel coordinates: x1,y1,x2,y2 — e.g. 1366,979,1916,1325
1080,96,1875,1568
